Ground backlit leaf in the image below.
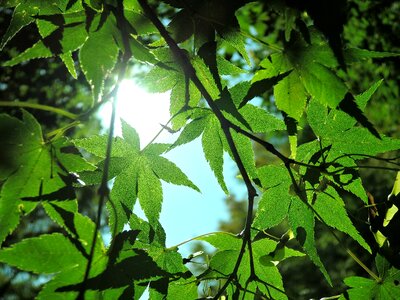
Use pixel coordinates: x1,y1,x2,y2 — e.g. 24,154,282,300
0,233,84,274
79,14,119,102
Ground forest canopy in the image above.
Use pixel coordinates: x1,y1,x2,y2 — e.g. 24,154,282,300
0,0,400,299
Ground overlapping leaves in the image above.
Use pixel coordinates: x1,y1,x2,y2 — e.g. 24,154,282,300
74,120,199,234
197,232,304,299
0,110,94,244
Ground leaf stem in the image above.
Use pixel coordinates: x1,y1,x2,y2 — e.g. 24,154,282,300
167,231,237,250
0,101,78,119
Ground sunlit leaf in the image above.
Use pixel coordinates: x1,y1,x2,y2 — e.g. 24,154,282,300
0,233,84,274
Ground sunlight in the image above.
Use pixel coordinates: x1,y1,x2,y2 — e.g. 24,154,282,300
100,79,172,146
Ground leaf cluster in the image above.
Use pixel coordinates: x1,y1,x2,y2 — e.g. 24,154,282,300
0,1,400,299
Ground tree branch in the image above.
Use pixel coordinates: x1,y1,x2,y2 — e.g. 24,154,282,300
138,1,258,297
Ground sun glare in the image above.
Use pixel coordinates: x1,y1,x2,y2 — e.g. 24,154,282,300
100,79,172,146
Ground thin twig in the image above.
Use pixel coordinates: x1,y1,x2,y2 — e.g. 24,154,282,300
0,100,78,119
77,1,132,299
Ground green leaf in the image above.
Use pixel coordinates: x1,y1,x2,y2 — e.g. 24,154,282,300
344,267,400,300
0,111,91,244
76,123,196,232
108,162,139,233
344,48,400,63
0,233,84,274
288,196,331,284
199,233,302,299
167,279,198,299
137,159,163,224
274,70,308,120
73,134,130,158
37,254,108,299
79,14,119,102
312,186,370,252
300,62,347,107
171,115,208,149
148,247,186,274
4,21,87,67
355,79,383,111
253,165,331,283
192,56,221,100
125,10,157,35
220,29,251,66
147,155,200,192
253,165,295,229
238,71,292,108
238,104,285,133
217,55,246,76
141,65,180,93
60,51,78,79
0,2,37,50
227,130,257,180
202,115,228,194
197,232,241,250
42,200,79,236
307,99,400,158
169,81,201,130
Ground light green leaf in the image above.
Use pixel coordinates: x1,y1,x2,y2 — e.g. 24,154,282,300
171,118,208,151
129,37,158,64
197,232,241,250
217,55,245,75
0,111,90,244
355,79,383,111
202,116,228,194
73,135,130,158
148,247,186,274
0,233,84,274
192,56,221,100
169,80,201,130
239,104,285,133
228,130,257,180
141,66,180,93
274,71,308,120
313,186,370,252
125,10,157,35
288,197,331,284
220,29,251,65
148,155,200,192
167,279,198,299
300,62,347,107
122,119,140,152
253,165,294,229
79,14,119,102
37,254,108,300
138,160,163,224
344,267,400,300
109,162,139,234
253,165,331,283
60,51,77,79
42,200,79,236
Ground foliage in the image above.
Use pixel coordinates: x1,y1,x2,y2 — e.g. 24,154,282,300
1,0,400,299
